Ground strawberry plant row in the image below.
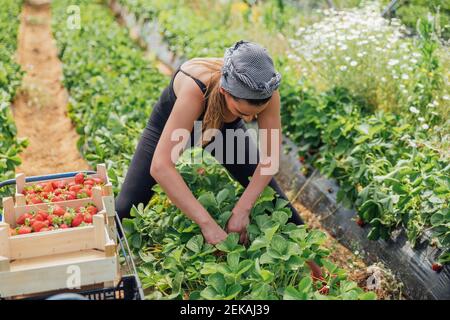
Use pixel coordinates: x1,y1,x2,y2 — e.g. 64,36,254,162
0,0,28,201
114,0,449,265
51,0,167,194
123,154,376,300
50,1,375,300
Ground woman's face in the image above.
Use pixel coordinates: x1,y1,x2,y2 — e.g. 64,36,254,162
220,87,269,122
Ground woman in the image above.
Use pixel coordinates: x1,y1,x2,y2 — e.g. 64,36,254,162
115,40,304,245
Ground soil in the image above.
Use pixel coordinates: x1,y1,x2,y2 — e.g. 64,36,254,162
11,2,90,176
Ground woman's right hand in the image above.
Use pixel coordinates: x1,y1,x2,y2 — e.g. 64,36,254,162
200,219,228,245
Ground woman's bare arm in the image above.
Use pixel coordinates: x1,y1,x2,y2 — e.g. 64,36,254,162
237,90,282,211
226,91,282,243
150,79,227,244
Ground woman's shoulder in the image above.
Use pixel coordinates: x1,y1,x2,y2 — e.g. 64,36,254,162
180,58,223,83
173,57,223,97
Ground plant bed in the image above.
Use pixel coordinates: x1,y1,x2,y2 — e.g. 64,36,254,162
276,134,450,300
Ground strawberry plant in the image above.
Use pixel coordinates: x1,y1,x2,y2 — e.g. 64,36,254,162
124,155,376,300
0,0,27,201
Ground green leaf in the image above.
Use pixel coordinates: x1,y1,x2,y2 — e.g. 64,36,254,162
122,218,135,235
227,251,240,271
216,233,240,252
216,189,229,205
297,276,312,293
272,210,289,226
358,291,377,300
198,192,217,209
283,286,306,300
186,234,204,253
208,273,226,294
130,233,142,249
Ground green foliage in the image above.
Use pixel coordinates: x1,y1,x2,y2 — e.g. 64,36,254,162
281,72,450,263
51,0,167,194
125,155,374,300
0,0,27,201
383,0,450,39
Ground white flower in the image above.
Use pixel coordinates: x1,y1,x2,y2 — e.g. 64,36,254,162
418,117,425,122
345,56,351,62
422,124,429,130
401,74,409,80
443,95,449,100
350,61,358,67
339,65,348,71
380,77,387,82
388,59,399,66
409,106,419,114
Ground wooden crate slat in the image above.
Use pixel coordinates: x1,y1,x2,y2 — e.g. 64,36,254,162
9,226,96,260
0,250,118,297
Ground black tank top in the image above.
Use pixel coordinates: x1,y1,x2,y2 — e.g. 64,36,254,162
168,68,207,120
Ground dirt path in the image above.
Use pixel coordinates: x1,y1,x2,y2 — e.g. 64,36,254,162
11,2,90,176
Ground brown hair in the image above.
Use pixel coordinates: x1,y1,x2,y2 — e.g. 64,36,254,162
188,59,227,146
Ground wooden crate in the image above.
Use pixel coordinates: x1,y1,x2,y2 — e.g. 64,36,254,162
14,163,113,207
0,185,119,298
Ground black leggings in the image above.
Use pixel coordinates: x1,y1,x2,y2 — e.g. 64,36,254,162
115,86,303,225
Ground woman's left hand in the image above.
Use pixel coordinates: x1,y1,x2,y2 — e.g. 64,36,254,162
226,205,250,245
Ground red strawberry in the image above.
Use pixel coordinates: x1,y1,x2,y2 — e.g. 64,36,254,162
43,182,54,193
16,213,33,225
83,213,93,224
74,172,85,185
39,228,49,233
298,156,305,163
34,213,45,222
51,196,63,202
68,181,76,188
93,177,102,185
318,285,329,295
71,214,84,227
432,263,443,272
37,210,49,220
86,205,98,215
60,224,69,229
47,214,55,224
29,197,43,204
84,179,94,186
18,226,32,235
69,184,82,193
52,205,65,217
65,191,77,200
356,217,365,227
31,220,47,232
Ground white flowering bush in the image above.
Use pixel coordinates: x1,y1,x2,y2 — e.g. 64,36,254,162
288,1,448,118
